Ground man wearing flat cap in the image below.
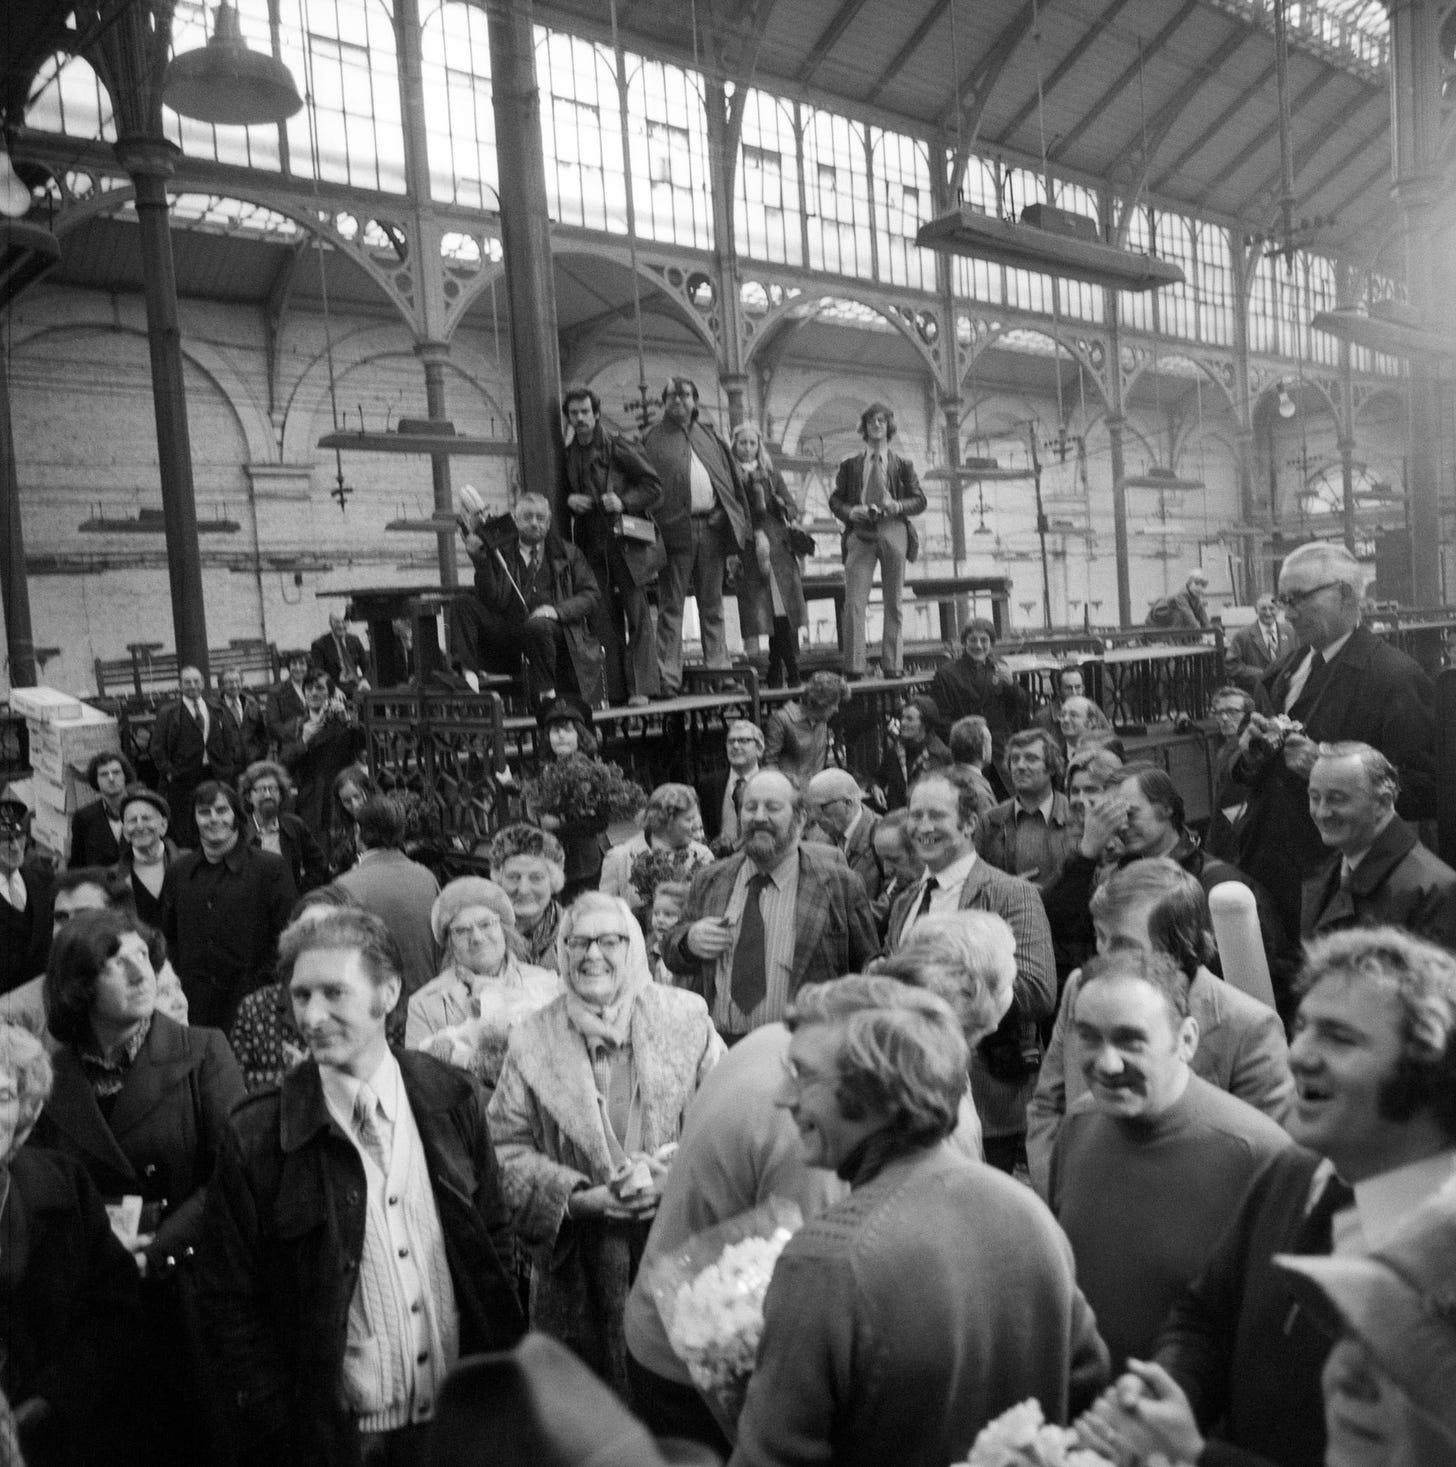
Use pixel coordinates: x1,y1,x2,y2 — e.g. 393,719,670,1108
0,798,54,995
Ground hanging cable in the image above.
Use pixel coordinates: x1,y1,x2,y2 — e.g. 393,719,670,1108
609,0,650,423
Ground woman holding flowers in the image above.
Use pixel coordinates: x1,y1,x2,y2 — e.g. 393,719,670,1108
489,892,723,1394
600,783,714,915
406,875,560,1095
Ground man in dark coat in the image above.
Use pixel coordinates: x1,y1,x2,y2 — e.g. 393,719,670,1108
1148,568,1211,630
806,768,884,903
641,377,751,697
449,492,603,707
1224,594,1296,694
69,751,135,868
151,666,240,847
197,908,524,1467
1233,541,1435,944
310,612,371,698
829,401,927,680
562,386,664,706
217,669,270,767
1077,926,1456,1467
0,799,53,996
1301,741,1456,946
929,619,1030,771
239,761,329,895
265,651,312,754
163,781,296,1032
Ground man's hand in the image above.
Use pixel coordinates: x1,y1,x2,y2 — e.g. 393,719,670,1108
1282,731,1319,777
530,605,560,622
567,494,593,515
1075,1362,1205,1467
849,505,873,525
567,1183,659,1222
686,916,734,959
990,659,1014,687
463,532,484,555
601,491,624,513
1080,793,1128,860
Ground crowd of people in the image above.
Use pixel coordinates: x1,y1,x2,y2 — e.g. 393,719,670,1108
2,534,1455,1467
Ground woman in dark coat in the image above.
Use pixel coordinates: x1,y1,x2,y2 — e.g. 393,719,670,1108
2,1021,142,1467
876,693,952,812
731,424,809,688
279,670,366,843
31,909,246,1467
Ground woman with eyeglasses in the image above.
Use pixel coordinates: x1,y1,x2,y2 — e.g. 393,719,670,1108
488,892,723,1393
406,876,560,1094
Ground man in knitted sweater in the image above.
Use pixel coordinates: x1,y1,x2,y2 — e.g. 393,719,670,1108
1048,950,1289,1371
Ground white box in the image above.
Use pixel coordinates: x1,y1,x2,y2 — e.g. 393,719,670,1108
8,687,83,723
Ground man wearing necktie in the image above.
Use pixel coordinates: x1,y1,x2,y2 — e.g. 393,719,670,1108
311,611,372,698
661,770,878,1044
697,720,764,844
198,907,524,1465
151,665,239,847
1080,926,1456,1467
1224,593,1296,694
1228,542,1435,946
1300,742,1456,946
830,403,927,681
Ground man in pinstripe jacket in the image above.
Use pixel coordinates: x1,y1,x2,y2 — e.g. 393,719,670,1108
888,766,1056,1174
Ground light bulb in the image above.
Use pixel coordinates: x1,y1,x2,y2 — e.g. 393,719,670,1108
0,141,32,219
1277,384,1297,419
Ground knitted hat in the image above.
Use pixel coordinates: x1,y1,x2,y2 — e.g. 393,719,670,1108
430,876,517,946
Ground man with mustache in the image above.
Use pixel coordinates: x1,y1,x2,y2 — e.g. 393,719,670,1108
661,770,879,1044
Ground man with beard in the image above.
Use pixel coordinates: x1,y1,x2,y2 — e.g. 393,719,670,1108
661,770,878,1043
239,761,328,895
561,387,664,706
163,781,296,1031
641,377,750,697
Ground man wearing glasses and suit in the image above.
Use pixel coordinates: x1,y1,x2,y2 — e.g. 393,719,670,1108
1230,541,1435,945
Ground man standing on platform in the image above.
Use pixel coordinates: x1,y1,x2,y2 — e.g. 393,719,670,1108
449,492,603,708
562,387,664,707
70,751,135,867
1150,569,1211,630
929,619,1030,773
662,770,877,1044
1224,593,1295,694
830,403,926,681
218,668,269,768
265,649,312,755
310,611,371,699
1076,926,1456,1467
642,377,751,697
152,665,239,847
1301,741,1456,946
697,720,764,846
1233,541,1435,944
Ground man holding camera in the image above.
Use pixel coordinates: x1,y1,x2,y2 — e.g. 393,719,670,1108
561,387,664,707
830,403,926,680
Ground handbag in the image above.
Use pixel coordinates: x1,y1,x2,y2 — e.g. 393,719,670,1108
614,513,658,545
787,525,816,558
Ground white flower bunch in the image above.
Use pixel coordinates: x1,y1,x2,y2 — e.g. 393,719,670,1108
666,1227,795,1394
961,1400,1114,1467
418,1016,489,1073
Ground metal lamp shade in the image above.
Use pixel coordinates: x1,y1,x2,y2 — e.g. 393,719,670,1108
162,4,302,126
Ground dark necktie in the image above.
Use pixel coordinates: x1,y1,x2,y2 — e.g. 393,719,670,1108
914,875,938,921
864,453,886,508
729,873,772,1017
1292,1171,1355,1255
730,776,745,830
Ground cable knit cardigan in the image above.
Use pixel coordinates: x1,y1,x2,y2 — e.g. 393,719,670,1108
487,982,724,1390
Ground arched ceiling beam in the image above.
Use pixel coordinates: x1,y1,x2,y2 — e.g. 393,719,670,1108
1045,0,1199,167
1197,68,1337,202
1111,23,1251,221
795,0,874,87
1151,59,1276,195
992,0,1136,151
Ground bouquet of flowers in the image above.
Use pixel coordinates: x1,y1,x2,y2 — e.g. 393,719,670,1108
522,753,645,827
958,1402,1115,1467
643,1199,802,1439
319,691,358,729
629,845,713,910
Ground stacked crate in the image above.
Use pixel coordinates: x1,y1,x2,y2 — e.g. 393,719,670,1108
8,687,120,865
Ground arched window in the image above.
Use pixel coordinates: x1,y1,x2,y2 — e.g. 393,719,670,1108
735,90,801,266
803,108,872,279
421,2,497,210
871,128,931,290
625,57,712,250
535,31,625,233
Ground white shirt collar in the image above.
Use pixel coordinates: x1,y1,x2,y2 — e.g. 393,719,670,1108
922,846,977,892
842,807,866,845
1317,628,1355,662
319,1047,402,1132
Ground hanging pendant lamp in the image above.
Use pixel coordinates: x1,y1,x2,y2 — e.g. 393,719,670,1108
163,3,303,127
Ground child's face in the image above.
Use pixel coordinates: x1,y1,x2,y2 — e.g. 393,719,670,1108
549,723,579,758
651,897,683,938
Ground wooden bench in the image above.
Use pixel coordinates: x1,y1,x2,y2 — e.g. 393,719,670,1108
94,640,280,699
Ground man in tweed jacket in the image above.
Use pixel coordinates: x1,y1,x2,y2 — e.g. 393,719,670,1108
662,770,879,1041
888,767,1056,1174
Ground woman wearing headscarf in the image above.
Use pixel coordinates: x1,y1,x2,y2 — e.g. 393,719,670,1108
488,824,569,973
876,693,951,811
488,893,723,1393
406,876,560,1094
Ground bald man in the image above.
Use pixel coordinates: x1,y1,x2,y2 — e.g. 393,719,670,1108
807,769,883,901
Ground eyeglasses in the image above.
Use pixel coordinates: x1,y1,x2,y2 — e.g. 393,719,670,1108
1213,706,1246,719
564,933,629,957
450,918,502,940
1274,581,1342,609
